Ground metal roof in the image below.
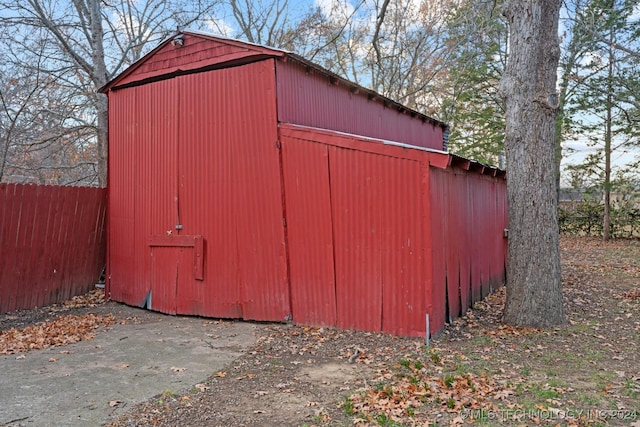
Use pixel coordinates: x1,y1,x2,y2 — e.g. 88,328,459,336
100,30,447,131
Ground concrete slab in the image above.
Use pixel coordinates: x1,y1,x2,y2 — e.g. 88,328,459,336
0,308,258,426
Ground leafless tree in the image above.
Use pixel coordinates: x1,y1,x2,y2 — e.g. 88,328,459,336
227,0,293,47
0,30,96,184
0,0,219,186
280,0,457,115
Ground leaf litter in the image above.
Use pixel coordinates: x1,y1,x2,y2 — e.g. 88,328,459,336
108,236,640,426
2,237,638,426
0,312,115,354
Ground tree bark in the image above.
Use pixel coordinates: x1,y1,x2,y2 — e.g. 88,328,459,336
500,0,565,327
603,16,614,241
87,0,108,187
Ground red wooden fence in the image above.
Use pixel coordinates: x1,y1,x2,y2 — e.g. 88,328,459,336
0,184,106,314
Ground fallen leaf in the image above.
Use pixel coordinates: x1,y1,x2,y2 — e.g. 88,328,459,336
109,400,122,407
114,363,130,369
495,389,515,399
48,358,57,362
194,384,209,392
214,371,226,377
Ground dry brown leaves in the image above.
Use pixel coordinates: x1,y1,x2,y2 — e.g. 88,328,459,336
621,290,640,301
347,356,515,425
58,289,105,310
0,313,115,354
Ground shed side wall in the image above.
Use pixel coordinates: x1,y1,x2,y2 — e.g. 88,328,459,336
275,61,444,150
429,167,507,329
280,125,428,337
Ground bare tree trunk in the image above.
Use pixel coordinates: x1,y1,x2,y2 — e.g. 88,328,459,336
500,0,565,327
87,0,108,187
603,20,614,241
603,88,612,241
96,95,108,187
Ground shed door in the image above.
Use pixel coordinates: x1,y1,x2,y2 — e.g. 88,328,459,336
142,78,194,315
138,78,207,315
139,62,289,320
146,236,204,314
142,77,207,316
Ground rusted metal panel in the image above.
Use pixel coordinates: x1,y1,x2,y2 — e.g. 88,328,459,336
280,137,337,327
275,61,444,150
0,183,106,314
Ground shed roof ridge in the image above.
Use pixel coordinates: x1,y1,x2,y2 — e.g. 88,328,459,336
181,29,292,55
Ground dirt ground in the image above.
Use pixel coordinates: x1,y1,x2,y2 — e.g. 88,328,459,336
1,236,639,427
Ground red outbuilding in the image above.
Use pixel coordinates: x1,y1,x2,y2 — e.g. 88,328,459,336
101,31,507,337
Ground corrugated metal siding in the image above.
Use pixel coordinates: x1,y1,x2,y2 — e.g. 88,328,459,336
429,166,508,330
144,79,179,314
276,62,444,150
281,124,428,337
174,70,239,318
105,32,508,336
330,147,426,335
427,169,448,332
176,64,288,321
107,88,138,305
107,60,289,321
0,184,106,314
280,139,337,326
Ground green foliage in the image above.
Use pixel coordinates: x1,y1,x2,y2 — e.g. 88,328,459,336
561,165,640,237
562,0,640,232
559,200,640,237
439,0,507,166
443,374,456,388
342,395,355,416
